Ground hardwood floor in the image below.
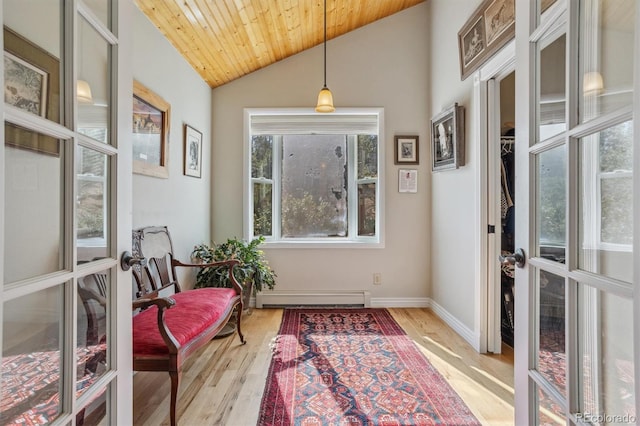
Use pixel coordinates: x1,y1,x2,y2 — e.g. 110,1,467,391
132,308,514,425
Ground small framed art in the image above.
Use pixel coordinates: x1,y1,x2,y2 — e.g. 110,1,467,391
184,124,202,178
394,135,419,165
431,103,465,172
398,169,418,193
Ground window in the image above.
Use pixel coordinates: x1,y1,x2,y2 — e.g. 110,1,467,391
245,108,384,246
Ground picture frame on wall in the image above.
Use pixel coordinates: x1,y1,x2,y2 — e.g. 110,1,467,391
394,135,419,165
458,0,515,80
431,103,465,172
132,80,171,178
183,124,202,178
3,26,60,156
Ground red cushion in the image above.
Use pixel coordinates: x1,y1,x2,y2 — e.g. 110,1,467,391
133,287,238,356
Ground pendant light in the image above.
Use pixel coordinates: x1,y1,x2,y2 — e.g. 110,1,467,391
315,0,335,112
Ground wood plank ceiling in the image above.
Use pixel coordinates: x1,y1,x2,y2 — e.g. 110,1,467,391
135,0,425,88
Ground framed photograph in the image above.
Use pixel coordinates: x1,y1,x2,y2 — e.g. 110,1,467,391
431,103,465,172
458,0,515,80
394,135,419,165
183,124,202,178
3,26,60,156
132,80,170,178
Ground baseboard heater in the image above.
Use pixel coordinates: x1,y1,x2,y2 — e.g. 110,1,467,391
256,290,371,308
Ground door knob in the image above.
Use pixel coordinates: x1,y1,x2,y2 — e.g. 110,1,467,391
120,251,147,271
499,248,526,268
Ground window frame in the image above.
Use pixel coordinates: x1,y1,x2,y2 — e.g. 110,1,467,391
243,108,385,248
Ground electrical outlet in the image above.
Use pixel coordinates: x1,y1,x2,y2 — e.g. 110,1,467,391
373,272,382,285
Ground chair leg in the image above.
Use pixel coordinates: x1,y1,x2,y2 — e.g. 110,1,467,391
169,370,180,426
236,306,246,344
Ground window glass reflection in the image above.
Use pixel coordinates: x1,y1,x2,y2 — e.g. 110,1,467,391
537,269,566,396
77,271,109,397
538,35,566,141
578,121,633,283
3,1,63,125
83,0,111,30
580,0,635,123
4,123,64,284
77,385,108,425
536,382,565,425
1,286,64,425
537,145,566,263
77,146,110,263
78,17,110,144
578,286,635,421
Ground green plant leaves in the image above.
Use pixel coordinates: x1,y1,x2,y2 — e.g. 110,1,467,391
191,236,276,293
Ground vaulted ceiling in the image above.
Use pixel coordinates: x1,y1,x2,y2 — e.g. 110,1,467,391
135,0,425,88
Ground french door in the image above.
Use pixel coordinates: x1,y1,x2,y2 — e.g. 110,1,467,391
1,1,133,424
514,0,638,424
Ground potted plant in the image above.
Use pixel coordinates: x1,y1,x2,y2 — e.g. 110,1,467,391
191,236,276,311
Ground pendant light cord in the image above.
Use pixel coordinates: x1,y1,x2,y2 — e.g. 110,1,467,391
323,0,327,88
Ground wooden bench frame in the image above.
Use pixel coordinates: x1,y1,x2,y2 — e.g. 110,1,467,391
131,226,246,425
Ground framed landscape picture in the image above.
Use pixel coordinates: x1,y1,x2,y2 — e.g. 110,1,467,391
132,80,170,178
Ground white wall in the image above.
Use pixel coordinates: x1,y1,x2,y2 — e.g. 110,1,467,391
427,0,483,330
132,7,213,289
211,4,431,305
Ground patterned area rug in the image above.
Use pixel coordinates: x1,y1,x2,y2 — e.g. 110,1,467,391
258,308,480,425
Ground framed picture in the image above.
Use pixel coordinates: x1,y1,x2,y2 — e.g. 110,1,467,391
132,80,170,178
458,0,515,80
431,103,465,172
394,135,419,165
183,124,202,178
398,169,418,193
3,26,60,156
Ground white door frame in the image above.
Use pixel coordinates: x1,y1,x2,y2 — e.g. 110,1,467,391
472,40,515,354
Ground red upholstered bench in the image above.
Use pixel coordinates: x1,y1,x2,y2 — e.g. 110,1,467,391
130,226,245,426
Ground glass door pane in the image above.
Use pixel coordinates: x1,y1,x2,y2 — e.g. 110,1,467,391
537,269,566,396
78,16,111,143
4,123,65,284
579,0,635,123
77,270,110,396
1,285,65,425
77,146,110,263
578,286,635,422
538,34,566,141
3,0,63,125
537,145,566,263
578,120,633,283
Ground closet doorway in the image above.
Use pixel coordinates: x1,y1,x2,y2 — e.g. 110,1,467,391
486,70,516,354
498,72,515,350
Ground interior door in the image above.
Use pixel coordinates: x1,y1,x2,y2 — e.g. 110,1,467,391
1,1,133,424
514,0,637,423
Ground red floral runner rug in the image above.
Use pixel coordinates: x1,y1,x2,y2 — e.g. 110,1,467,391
258,308,480,425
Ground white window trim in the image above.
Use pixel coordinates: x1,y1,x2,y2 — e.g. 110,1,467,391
243,107,385,248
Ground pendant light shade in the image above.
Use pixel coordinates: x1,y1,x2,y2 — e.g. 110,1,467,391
316,86,335,113
315,0,335,113
77,79,94,103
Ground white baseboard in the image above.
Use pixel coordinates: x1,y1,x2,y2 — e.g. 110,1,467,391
370,297,430,308
428,298,481,352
